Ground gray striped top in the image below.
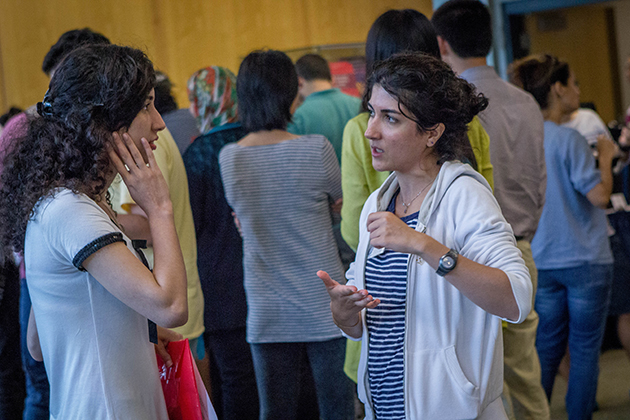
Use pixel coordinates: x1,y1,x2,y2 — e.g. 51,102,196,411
219,135,344,343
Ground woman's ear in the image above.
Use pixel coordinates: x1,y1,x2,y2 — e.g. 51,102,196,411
426,123,445,148
551,81,564,99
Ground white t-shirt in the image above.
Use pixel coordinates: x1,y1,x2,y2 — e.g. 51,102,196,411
25,189,168,420
561,108,612,146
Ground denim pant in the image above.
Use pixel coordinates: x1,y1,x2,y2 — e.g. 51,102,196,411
250,337,354,420
535,264,612,420
204,327,259,420
0,262,24,420
19,279,49,420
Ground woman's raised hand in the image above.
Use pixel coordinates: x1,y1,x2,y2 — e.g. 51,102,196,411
317,270,379,338
107,132,172,218
367,211,424,255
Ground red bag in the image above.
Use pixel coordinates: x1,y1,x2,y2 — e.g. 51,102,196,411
156,339,217,420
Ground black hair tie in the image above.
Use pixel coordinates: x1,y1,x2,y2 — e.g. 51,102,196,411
36,89,54,119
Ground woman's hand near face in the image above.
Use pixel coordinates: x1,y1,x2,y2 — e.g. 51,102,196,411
317,270,379,339
367,211,426,254
107,132,172,219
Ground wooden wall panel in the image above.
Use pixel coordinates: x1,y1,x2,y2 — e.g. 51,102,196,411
0,0,432,112
525,6,616,123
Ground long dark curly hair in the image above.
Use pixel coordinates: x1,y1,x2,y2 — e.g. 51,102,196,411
363,52,488,167
0,44,155,259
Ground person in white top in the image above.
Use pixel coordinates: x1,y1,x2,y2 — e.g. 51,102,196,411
0,44,187,420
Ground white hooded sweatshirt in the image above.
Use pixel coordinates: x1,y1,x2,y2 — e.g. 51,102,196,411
346,161,532,419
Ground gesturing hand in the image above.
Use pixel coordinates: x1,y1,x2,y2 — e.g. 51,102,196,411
317,270,379,330
367,211,423,254
107,132,172,218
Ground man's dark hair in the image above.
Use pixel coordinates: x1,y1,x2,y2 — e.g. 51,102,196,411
431,0,492,58
0,107,23,126
295,54,331,81
365,9,440,75
154,71,178,115
237,50,298,132
42,28,110,75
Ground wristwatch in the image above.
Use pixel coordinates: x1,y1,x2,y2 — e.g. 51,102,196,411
436,249,459,276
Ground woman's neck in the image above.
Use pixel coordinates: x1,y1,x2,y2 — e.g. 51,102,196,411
395,162,441,214
237,129,299,146
542,106,568,125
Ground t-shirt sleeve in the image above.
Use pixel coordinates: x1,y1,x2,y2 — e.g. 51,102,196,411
40,192,126,271
565,129,601,196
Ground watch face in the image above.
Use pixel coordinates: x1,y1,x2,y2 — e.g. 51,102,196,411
442,256,455,268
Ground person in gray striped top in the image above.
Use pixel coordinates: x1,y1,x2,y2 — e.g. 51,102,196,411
219,50,354,420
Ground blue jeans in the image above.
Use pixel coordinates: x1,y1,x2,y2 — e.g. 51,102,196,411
250,337,354,420
535,264,612,420
0,262,24,420
19,279,49,420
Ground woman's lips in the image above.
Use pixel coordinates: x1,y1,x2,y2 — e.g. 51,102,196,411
371,146,383,157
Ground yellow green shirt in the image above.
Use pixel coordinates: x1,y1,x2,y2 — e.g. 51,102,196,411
109,128,205,340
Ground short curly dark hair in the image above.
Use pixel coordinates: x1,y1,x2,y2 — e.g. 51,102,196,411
41,28,110,76
0,44,155,258
363,52,488,167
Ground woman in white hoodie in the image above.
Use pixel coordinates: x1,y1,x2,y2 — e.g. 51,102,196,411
318,53,532,419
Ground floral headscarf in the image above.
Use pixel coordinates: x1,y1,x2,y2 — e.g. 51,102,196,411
187,66,238,135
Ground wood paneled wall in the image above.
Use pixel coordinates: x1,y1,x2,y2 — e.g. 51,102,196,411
525,5,617,123
0,0,432,112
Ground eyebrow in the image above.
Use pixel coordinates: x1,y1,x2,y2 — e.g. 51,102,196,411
367,103,401,115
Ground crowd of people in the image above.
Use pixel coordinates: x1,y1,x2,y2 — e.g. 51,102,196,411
0,1,629,419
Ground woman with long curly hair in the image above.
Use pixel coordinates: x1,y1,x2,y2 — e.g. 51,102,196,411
0,44,187,419
319,53,532,419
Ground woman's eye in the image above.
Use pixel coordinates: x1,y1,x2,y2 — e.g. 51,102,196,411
386,116,397,124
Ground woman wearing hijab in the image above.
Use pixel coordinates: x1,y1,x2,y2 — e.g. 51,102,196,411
183,66,258,420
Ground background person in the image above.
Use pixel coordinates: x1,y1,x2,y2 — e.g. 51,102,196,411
184,65,258,420
219,50,354,420
320,53,532,420
511,54,616,420
153,71,200,155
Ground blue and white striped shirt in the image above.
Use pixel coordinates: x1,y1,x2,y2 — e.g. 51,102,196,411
365,194,417,420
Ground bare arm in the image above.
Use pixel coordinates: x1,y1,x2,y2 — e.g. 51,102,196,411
586,135,615,208
117,212,152,245
367,212,520,321
84,132,187,328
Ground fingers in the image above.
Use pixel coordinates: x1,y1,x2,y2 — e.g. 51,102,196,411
155,341,173,368
121,132,146,168
106,135,127,175
140,137,158,168
317,270,339,289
